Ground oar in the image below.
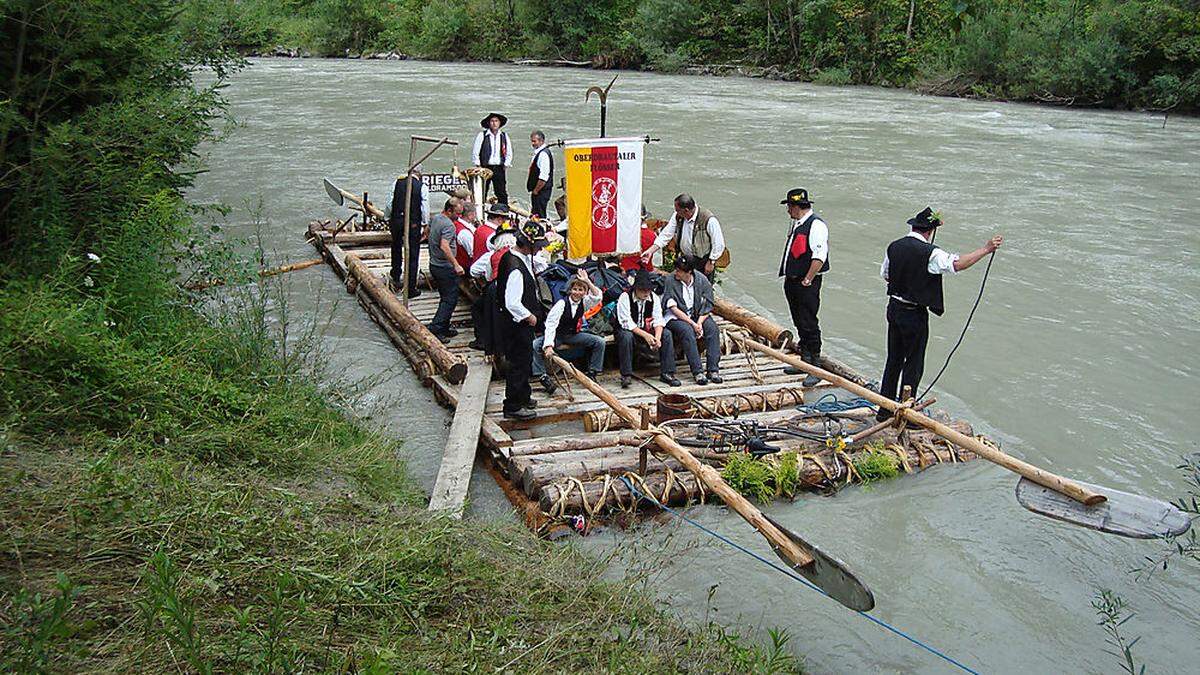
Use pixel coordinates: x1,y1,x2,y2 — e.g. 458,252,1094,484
730,333,1192,539
322,178,385,219
547,353,875,612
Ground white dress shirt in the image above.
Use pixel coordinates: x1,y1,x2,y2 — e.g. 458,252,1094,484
473,130,512,167
502,252,550,320
470,249,495,280
666,279,696,314
531,146,552,181
789,212,829,268
880,231,960,281
455,218,475,259
617,292,666,331
543,291,602,348
653,209,726,261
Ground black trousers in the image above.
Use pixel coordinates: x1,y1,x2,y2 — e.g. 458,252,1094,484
616,327,675,377
502,320,534,412
390,227,422,293
880,300,930,402
783,274,822,357
471,281,497,353
483,164,508,204
428,264,459,335
530,187,552,218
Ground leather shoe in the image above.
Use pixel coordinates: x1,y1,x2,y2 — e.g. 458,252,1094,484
693,373,707,386
522,399,539,410
783,365,804,376
585,370,600,380
445,327,459,337
660,374,681,387
875,407,893,423
802,373,821,388
620,375,632,388
707,371,723,384
468,340,485,351
540,376,558,395
503,408,536,421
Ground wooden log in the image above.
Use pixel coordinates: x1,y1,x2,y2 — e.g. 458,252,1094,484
507,430,652,458
730,334,1106,506
428,359,493,518
356,290,433,383
317,230,392,246
818,354,873,388
546,353,815,568
713,298,793,347
539,471,705,515
518,446,684,496
345,254,467,384
582,384,807,431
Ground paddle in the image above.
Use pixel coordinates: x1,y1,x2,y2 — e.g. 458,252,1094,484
547,353,875,611
729,332,1192,540
322,177,385,219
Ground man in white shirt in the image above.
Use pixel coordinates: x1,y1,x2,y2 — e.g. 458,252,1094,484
527,130,554,218
641,193,725,277
876,206,1002,421
615,269,678,388
496,221,549,420
532,270,604,394
662,257,721,385
777,188,830,387
472,112,513,204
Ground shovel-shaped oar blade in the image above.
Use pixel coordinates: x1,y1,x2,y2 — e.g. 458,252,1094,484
1016,477,1192,539
763,514,875,612
323,178,344,206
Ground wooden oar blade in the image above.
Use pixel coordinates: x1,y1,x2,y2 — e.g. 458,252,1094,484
1016,477,1192,539
763,514,875,612
323,178,344,206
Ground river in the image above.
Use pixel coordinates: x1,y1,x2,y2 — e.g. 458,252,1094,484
189,58,1199,673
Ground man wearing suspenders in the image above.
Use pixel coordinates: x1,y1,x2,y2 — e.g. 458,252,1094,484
778,188,829,388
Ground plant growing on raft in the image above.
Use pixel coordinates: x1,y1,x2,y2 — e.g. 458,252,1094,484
720,451,804,503
852,444,902,485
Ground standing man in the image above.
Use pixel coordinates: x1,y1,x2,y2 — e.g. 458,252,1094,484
472,203,507,265
388,164,429,297
497,220,549,421
876,207,1002,421
532,270,605,394
778,188,829,387
527,130,554,218
615,269,677,388
473,112,512,205
641,194,725,277
426,197,466,342
663,257,722,385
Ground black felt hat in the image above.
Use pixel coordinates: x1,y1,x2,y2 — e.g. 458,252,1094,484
781,188,812,206
518,219,548,249
480,112,508,128
489,222,517,246
632,269,654,291
907,206,942,230
486,203,510,218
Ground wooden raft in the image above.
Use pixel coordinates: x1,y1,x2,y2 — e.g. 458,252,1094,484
306,220,982,528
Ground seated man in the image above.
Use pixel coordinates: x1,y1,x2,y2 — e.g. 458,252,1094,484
662,257,722,385
615,269,678,388
533,270,604,393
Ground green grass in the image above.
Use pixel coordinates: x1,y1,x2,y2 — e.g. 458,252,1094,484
852,444,902,485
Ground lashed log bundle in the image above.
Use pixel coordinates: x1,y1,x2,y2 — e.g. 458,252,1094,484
712,299,793,347
538,422,976,515
344,254,467,384
582,385,808,431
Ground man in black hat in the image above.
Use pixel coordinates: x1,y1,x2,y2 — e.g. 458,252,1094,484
615,269,678,388
876,207,1002,421
496,219,549,421
527,130,554,218
473,112,512,204
778,188,829,388
388,164,428,297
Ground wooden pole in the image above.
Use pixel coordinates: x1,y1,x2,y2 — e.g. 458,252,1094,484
850,397,936,444
346,254,467,383
729,333,1106,506
712,298,793,347
546,353,815,568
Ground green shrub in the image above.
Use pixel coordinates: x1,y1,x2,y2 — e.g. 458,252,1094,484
813,66,853,86
852,445,901,484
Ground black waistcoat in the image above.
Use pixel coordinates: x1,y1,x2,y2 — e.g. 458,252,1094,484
779,212,831,277
526,146,554,192
479,131,509,165
554,298,586,340
626,291,657,330
497,251,547,324
390,175,423,231
885,235,946,316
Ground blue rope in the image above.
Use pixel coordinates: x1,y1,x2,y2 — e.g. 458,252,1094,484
619,477,980,674
795,393,876,415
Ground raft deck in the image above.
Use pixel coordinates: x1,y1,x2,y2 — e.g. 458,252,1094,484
307,221,981,534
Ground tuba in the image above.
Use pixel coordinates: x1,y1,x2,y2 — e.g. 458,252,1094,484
461,166,493,223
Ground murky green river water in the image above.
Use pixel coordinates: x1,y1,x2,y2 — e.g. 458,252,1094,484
190,58,1199,672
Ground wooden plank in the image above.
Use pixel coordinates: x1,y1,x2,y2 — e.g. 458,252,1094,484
429,374,512,451
428,359,494,518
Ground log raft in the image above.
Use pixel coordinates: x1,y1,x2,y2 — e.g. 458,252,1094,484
306,219,987,526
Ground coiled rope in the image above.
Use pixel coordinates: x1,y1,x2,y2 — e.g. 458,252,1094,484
619,476,981,674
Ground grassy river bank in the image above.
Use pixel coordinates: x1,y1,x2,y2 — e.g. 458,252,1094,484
0,1,796,670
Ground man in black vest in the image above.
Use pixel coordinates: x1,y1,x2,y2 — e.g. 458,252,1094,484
497,220,549,421
527,130,554,218
473,112,512,204
778,188,830,388
877,207,1002,421
532,270,604,393
389,165,427,297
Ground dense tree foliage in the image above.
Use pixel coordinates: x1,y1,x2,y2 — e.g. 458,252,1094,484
202,0,1199,111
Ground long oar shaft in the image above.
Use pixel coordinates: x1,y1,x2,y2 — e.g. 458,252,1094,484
731,334,1106,506
547,354,814,568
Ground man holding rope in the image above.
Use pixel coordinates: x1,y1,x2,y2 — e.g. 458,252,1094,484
877,207,1002,422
